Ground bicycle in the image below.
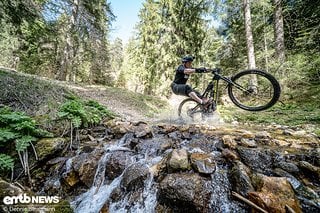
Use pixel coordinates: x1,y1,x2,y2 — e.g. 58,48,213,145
178,68,281,120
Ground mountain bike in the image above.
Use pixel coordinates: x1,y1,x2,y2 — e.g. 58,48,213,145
178,68,281,120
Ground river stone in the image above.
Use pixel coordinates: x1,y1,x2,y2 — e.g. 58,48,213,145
222,135,237,149
133,122,152,138
35,137,66,160
230,161,254,196
105,119,132,136
298,161,320,181
237,147,274,174
120,162,149,191
275,161,300,174
63,149,103,187
190,153,216,174
273,168,319,200
221,148,240,162
167,149,190,171
239,138,257,148
248,174,302,213
158,173,211,212
105,151,133,180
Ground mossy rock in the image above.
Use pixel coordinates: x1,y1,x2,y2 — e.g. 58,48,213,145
35,138,67,161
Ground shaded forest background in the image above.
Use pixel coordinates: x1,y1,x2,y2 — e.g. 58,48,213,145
0,0,319,98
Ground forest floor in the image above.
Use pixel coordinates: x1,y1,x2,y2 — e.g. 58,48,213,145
0,68,319,136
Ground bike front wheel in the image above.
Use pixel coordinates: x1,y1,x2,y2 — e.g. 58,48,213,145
178,98,203,121
228,69,281,111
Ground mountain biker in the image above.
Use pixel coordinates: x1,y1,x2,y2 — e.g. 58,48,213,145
171,56,209,105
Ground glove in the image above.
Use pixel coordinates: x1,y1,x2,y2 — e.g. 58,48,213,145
195,67,206,73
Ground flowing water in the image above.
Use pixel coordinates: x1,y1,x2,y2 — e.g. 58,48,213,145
70,133,161,213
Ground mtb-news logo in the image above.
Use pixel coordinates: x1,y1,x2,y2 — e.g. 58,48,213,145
3,194,60,205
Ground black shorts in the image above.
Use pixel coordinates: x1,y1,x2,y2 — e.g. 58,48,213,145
171,83,200,97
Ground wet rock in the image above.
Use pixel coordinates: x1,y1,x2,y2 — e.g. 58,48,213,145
248,174,302,213
237,147,274,174
275,161,299,174
190,153,216,174
298,161,320,181
120,162,149,191
154,124,178,134
63,149,104,187
187,137,218,153
222,135,237,149
274,168,319,200
74,150,104,187
221,149,240,162
167,149,190,172
230,161,254,196
105,151,133,180
239,138,257,148
133,122,152,138
158,173,211,212
35,137,66,160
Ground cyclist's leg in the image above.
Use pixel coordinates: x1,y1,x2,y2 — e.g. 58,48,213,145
187,87,209,105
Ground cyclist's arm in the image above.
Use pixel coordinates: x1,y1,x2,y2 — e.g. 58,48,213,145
183,68,196,74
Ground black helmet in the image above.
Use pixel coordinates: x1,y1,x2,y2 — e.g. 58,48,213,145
182,56,194,63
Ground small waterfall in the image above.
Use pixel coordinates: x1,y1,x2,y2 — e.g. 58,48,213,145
108,174,158,213
209,166,247,212
70,133,160,213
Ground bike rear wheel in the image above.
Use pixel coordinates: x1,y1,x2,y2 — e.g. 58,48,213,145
178,98,203,121
228,69,281,111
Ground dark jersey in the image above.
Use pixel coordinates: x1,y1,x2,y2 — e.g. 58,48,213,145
173,64,189,84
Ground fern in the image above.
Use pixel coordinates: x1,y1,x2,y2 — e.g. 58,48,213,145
0,106,47,181
0,128,19,143
58,98,115,149
15,136,36,152
0,154,14,171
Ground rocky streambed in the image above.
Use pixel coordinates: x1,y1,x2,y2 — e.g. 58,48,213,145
1,119,320,213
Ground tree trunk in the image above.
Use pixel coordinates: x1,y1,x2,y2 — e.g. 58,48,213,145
243,0,257,88
58,0,78,82
243,0,256,69
273,0,285,63
69,0,79,82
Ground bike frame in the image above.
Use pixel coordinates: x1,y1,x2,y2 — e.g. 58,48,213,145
200,69,246,107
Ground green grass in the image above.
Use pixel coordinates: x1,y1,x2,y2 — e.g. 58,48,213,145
220,84,320,133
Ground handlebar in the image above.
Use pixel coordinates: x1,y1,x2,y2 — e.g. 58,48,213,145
205,68,221,74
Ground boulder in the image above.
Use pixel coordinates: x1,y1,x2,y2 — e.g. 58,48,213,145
237,147,274,174
248,174,302,213
120,162,149,191
158,173,211,212
105,151,133,180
